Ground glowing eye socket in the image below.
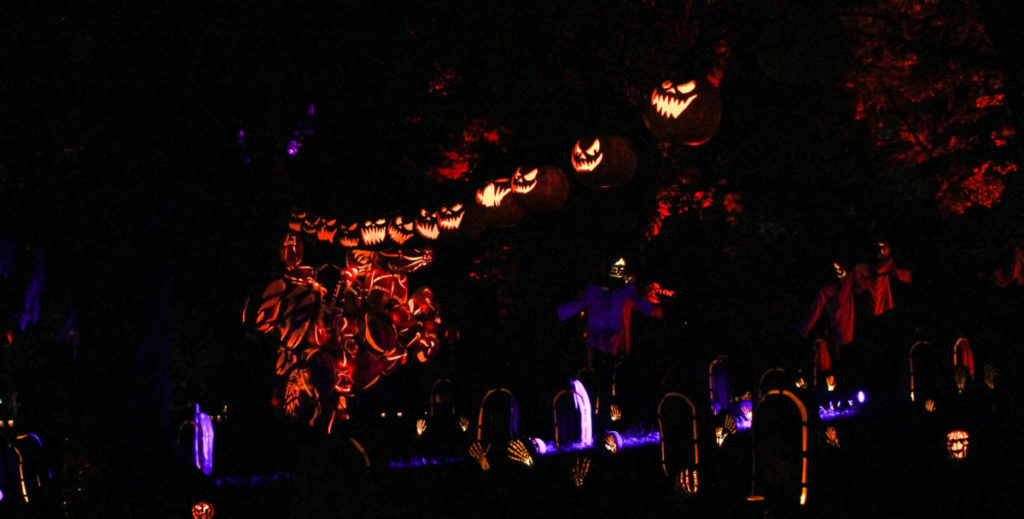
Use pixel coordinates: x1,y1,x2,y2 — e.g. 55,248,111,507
364,220,373,226
420,208,429,217
678,80,697,94
586,141,600,155
451,203,462,211
524,169,538,181
348,223,358,230
375,219,386,225
661,80,674,89
573,143,583,155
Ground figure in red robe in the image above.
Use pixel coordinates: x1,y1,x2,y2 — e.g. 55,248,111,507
855,242,912,315
796,262,857,346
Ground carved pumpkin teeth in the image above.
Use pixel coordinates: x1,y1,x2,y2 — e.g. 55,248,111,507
416,221,439,239
571,148,603,172
438,204,464,230
361,220,387,245
512,168,539,194
476,180,512,207
388,217,415,245
652,90,699,119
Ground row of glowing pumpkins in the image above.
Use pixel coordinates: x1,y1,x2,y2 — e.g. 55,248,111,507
288,76,721,246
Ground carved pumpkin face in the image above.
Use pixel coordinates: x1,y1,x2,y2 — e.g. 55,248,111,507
476,178,513,208
316,219,338,243
338,223,360,248
877,241,891,260
570,135,637,189
361,218,387,246
387,216,415,245
511,167,539,194
643,76,722,146
946,430,969,460
191,501,215,519
438,203,465,230
416,209,439,239
571,139,603,172
516,166,570,212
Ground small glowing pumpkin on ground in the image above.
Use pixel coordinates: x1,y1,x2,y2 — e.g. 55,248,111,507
946,430,969,460
570,135,637,189
643,76,722,146
191,502,215,519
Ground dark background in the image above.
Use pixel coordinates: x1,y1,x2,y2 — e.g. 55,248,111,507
2,0,1023,515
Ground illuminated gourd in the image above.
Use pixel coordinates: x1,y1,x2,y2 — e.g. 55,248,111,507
361,218,387,246
643,76,722,146
570,135,637,189
514,165,570,212
946,430,969,460
191,502,215,519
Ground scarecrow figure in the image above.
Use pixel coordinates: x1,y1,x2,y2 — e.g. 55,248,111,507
855,242,912,315
796,262,857,346
558,258,663,362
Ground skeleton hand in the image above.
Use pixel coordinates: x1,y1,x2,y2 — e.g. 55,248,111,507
458,415,470,432
609,404,622,422
468,441,491,471
603,433,619,454
724,414,737,435
507,439,533,467
675,468,698,495
572,457,590,488
416,418,427,437
825,426,840,449
924,399,936,413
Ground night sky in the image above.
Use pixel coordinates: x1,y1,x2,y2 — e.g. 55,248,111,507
2,1,1024,516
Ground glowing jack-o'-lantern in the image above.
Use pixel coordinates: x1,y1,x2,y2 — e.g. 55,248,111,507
387,216,415,245
946,430,969,460
316,219,338,243
337,223,360,248
570,135,637,189
476,178,513,208
438,203,465,230
643,76,722,146
515,165,570,212
416,209,440,240
361,218,387,246
191,501,215,519
511,167,539,194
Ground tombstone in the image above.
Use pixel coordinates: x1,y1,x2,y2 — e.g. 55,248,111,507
0,431,51,510
657,393,700,485
952,337,975,393
750,390,809,508
708,356,731,415
553,380,593,450
477,388,518,449
575,367,601,418
908,341,942,404
758,367,789,401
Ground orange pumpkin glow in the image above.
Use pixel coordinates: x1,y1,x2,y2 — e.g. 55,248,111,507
515,165,570,212
643,76,722,146
476,178,513,208
570,136,637,189
947,430,969,460
511,167,539,194
191,501,215,519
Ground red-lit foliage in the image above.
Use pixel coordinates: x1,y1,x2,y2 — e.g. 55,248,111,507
428,119,510,183
842,0,1017,215
644,180,744,240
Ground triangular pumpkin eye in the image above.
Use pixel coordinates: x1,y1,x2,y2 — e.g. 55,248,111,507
661,80,674,89
420,208,429,217
364,220,374,226
451,203,463,211
677,80,697,94
573,142,583,155
348,223,359,231
524,168,538,181
586,140,601,156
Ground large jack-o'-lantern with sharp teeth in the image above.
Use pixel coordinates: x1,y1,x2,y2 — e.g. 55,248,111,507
570,135,637,189
361,218,388,246
514,165,570,212
415,209,440,240
643,76,722,146
438,203,465,231
387,215,415,245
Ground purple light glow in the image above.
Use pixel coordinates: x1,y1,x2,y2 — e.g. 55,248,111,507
818,394,865,421
19,249,44,331
285,103,316,156
571,379,593,448
193,404,214,476
857,391,866,403
213,472,290,488
389,456,466,469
